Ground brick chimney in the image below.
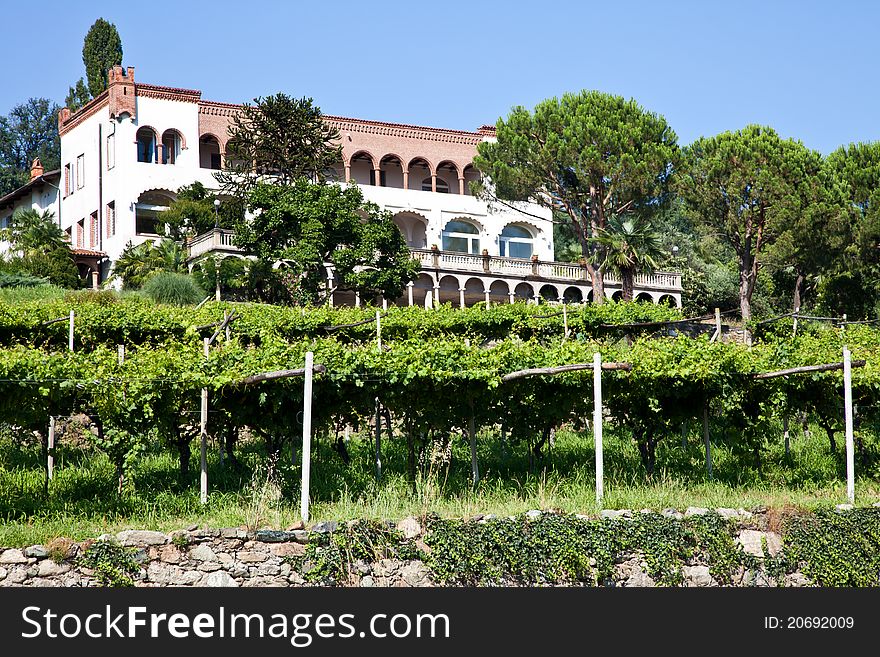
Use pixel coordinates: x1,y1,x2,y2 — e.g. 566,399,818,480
108,65,136,120
29,158,44,180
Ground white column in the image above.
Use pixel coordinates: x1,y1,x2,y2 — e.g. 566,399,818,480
844,347,855,504
200,337,209,505
407,282,414,306
300,351,314,522
459,288,466,308
593,352,603,505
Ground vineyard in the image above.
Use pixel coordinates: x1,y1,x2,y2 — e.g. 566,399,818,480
2,290,880,542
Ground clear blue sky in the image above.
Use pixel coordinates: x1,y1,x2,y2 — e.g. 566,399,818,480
1,0,877,153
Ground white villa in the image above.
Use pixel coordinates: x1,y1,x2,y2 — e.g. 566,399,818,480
36,65,682,307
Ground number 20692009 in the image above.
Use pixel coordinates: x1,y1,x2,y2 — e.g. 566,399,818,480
764,617,854,629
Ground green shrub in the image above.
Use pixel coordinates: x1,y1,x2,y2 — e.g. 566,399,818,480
142,272,205,306
78,539,140,587
0,271,49,288
0,283,65,303
64,289,121,305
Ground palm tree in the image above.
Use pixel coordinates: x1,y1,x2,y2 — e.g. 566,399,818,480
2,209,67,256
592,217,663,302
113,239,187,289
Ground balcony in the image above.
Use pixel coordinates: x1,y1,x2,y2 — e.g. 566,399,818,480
411,248,682,292
187,228,242,259
186,229,683,306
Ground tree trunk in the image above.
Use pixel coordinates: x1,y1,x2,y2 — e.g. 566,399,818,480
265,435,281,463
793,271,804,312
589,265,605,305
816,416,837,454
225,425,240,468
636,433,657,477
406,433,416,485
739,262,752,323
621,268,634,302
580,198,605,305
176,430,191,480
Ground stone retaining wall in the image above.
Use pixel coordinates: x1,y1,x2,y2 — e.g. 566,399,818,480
0,506,830,588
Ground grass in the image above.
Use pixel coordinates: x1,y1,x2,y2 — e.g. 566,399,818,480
1,422,878,547
0,284,67,304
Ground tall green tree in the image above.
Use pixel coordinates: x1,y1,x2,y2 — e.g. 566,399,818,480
82,18,123,97
65,78,92,114
765,153,850,313
0,98,61,196
823,142,880,315
1,209,79,288
216,93,342,205
235,180,419,305
473,91,678,303
677,125,816,321
591,217,663,301
158,182,235,241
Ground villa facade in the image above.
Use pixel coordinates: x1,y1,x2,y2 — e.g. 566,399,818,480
52,65,682,307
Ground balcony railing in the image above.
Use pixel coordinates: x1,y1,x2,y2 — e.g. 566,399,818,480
411,248,682,290
187,228,241,259
186,231,682,291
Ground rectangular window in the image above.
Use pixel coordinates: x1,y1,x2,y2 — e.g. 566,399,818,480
64,164,71,196
106,201,116,237
65,227,72,243
76,219,84,247
210,153,221,170
76,154,84,189
106,133,115,170
135,207,161,236
89,211,98,247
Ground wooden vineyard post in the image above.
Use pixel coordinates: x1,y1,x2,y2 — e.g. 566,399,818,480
68,310,74,352
783,415,790,459
200,337,209,505
117,344,125,366
710,308,721,342
563,303,569,341
468,399,479,486
374,397,382,481
376,310,382,351
792,306,799,337
593,352,603,505
703,400,713,480
47,416,55,481
300,351,314,523
681,420,689,451
844,346,854,504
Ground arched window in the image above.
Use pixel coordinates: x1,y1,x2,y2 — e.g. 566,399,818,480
442,220,479,254
199,134,221,169
422,177,449,193
499,224,534,258
136,127,157,163
161,130,182,164
135,190,174,235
